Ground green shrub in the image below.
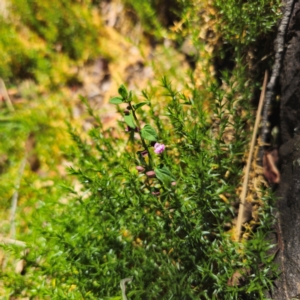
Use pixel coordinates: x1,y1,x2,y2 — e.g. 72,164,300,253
1,0,282,299
213,0,282,46
4,76,276,299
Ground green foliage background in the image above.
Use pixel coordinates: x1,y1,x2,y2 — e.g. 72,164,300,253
0,0,281,299
0,0,104,85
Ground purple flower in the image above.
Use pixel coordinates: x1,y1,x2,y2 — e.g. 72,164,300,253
154,143,165,154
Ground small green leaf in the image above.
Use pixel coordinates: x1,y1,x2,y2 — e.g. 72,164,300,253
124,114,136,129
118,84,128,99
141,124,157,141
109,97,123,104
133,101,149,111
154,165,175,185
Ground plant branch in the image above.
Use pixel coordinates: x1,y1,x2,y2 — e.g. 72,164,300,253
128,102,153,168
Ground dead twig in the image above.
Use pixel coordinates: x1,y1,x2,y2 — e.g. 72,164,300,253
0,78,14,112
235,71,268,241
0,236,26,247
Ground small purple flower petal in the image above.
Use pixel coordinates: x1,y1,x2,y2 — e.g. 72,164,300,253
154,143,165,154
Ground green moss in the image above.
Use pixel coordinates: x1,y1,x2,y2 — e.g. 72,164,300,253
0,0,105,86
213,0,282,46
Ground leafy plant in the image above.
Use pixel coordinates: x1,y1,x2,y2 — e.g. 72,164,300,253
213,0,282,47
0,0,282,299
3,74,277,298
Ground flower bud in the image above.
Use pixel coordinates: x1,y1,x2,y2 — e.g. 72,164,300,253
146,171,156,178
124,109,130,115
136,166,145,173
171,181,177,186
141,150,148,157
152,191,160,196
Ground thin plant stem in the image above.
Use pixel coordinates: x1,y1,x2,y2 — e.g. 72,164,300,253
128,102,154,169
10,156,27,239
